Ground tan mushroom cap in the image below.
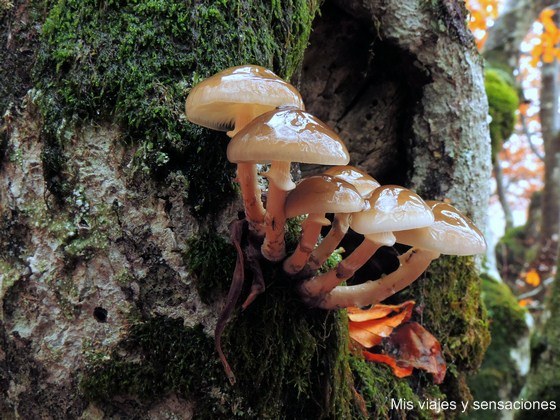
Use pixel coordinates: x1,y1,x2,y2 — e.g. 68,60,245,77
285,176,367,219
394,201,487,255
185,65,304,131
322,166,380,198
350,185,434,235
227,108,349,165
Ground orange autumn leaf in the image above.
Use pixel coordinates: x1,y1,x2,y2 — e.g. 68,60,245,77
347,300,415,322
530,9,560,65
363,351,414,378
519,298,534,307
387,322,447,384
525,268,541,286
348,301,415,348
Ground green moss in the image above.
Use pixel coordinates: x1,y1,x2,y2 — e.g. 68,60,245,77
33,0,319,217
402,255,490,404
484,68,519,160
183,230,237,304
496,222,539,283
80,277,362,418
350,356,445,419
517,266,560,418
467,275,528,419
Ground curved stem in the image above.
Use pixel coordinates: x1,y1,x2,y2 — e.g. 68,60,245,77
283,213,326,274
317,248,440,309
301,238,383,296
228,112,266,235
237,163,266,234
261,161,293,261
308,213,350,270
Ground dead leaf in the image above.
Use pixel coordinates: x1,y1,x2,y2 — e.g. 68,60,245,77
386,322,447,384
348,301,414,348
363,351,414,378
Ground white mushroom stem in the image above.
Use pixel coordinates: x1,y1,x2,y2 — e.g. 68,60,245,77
228,113,266,235
316,248,441,309
308,213,350,271
283,213,330,274
300,237,386,296
261,160,295,261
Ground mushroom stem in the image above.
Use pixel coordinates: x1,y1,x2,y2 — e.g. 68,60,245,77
229,112,266,235
261,160,294,261
308,213,350,270
283,213,329,274
317,248,441,309
300,238,383,296
236,163,266,233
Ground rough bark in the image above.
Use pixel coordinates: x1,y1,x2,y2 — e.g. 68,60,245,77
537,57,560,270
1,0,491,418
298,0,491,411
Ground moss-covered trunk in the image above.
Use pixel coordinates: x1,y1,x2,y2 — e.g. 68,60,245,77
1,0,490,418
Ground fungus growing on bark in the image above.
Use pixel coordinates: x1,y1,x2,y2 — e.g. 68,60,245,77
282,175,367,274
308,166,381,270
227,107,349,261
300,186,434,300
316,201,486,309
185,65,304,233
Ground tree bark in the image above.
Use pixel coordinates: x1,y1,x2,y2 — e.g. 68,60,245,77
537,57,560,270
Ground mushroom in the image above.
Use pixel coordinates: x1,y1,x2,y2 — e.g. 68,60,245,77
227,107,349,261
316,201,487,309
282,175,368,275
185,65,304,233
308,166,381,270
300,185,434,300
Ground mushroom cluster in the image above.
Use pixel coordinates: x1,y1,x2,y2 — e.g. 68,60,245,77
185,65,487,311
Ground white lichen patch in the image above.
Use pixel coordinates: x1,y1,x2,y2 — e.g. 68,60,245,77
1,94,220,401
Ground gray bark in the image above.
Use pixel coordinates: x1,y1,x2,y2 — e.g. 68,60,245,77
300,0,491,226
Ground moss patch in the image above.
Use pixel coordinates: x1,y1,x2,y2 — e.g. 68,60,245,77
33,0,318,216
484,68,519,160
401,255,490,406
80,286,362,418
183,230,237,304
518,265,560,418
467,274,528,419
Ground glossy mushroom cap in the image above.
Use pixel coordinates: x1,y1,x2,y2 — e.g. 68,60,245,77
228,108,349,165
185,65,304,132
350,185,434,235
227,108,349,190
394,201,487,255
285,176,367,219
322,166,380,198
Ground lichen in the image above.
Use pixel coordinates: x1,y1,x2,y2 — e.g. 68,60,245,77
33,0,319,217
467,274,528,419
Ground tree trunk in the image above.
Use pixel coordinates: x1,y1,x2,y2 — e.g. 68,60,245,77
1,0,490,418
537,57,560,273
